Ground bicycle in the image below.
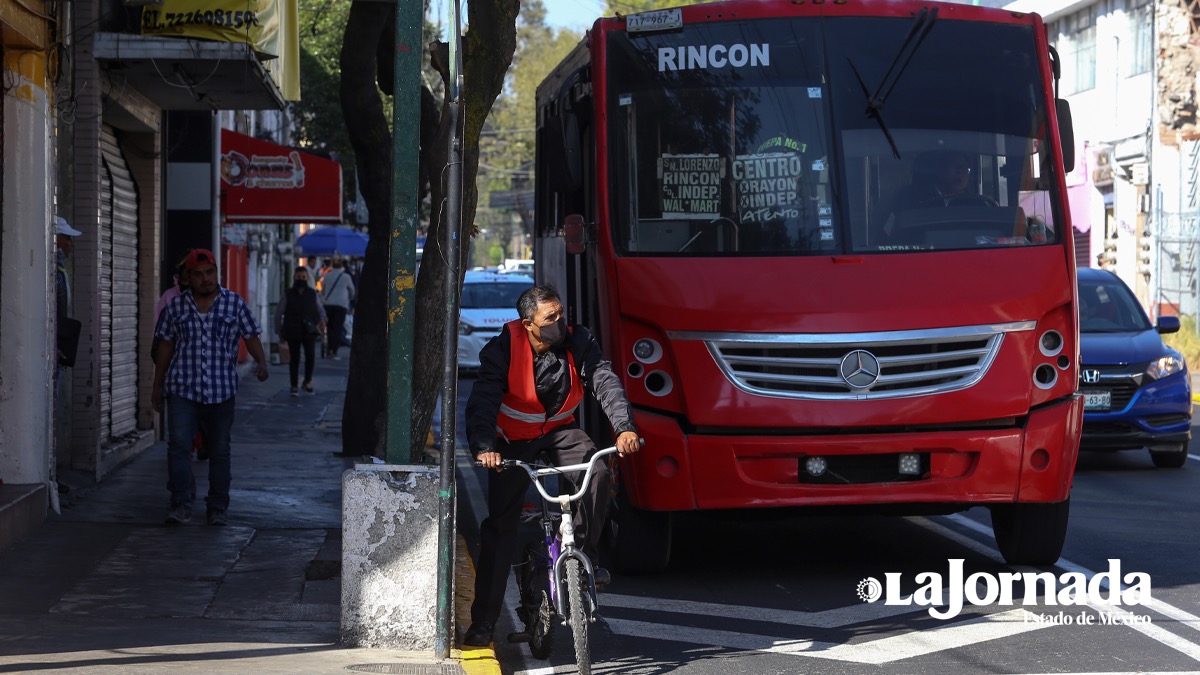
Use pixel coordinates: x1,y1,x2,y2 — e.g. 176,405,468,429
484,445,618,675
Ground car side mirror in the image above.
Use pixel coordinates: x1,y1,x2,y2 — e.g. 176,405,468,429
565,214,586,255
1156,315,1181,335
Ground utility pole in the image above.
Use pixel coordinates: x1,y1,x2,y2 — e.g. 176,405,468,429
435,0,465,659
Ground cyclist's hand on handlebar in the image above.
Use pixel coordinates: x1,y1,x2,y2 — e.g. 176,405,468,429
615,431,642,455
475,451,503,469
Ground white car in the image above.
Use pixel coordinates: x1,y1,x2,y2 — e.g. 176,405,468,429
458,270,535,370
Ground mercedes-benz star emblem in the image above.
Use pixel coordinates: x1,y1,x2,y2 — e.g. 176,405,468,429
840,350,881,389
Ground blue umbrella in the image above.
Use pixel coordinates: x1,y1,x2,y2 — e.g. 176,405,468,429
296,227,369,257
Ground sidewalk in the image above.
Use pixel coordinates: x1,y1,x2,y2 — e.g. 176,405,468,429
0,354,498,674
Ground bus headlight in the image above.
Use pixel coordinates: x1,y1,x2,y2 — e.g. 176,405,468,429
633,339,662,364
458,322,473,336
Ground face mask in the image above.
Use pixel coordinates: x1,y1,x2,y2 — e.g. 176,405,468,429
293,279,307,290
538,317,568,347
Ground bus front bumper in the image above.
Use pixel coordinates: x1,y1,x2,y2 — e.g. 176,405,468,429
622,394,1082,512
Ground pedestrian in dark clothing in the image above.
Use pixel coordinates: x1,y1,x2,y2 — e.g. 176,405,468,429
151,249,269,527
274,266,327,396
462,284,641,647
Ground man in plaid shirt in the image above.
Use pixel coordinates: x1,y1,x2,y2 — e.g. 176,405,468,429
151,249,270,526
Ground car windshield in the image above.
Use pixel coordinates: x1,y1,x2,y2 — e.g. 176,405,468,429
606,16,1062,256
1078,276,1152,333
461,282,529,310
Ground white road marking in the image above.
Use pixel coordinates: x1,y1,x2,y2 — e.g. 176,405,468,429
604,609,1048,665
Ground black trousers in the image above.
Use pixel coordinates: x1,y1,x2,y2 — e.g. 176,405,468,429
326,305,348,354
470,426,611,627
287,336,316,387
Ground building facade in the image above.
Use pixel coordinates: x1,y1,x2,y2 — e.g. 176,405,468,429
0,0,299,550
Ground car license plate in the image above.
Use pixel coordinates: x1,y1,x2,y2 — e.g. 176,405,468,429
1083,391,1111,410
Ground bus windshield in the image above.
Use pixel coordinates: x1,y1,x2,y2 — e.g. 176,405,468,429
606,16,1063,257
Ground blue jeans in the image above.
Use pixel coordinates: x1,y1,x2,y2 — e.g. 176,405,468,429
166,395,235,512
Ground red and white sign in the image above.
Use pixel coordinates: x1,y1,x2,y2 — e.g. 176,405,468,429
219,129,343,223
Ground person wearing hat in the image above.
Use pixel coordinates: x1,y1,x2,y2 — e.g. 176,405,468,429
151,248,270,526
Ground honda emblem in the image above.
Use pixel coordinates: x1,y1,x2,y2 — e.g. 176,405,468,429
1082,369,1100,384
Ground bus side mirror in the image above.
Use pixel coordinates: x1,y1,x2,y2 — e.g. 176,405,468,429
1056,98,1075,173
565,214,586,255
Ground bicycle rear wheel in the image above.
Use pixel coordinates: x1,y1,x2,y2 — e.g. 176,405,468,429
564,557,591,675
517,543,554,659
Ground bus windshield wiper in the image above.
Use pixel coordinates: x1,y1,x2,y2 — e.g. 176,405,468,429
847,6,939,159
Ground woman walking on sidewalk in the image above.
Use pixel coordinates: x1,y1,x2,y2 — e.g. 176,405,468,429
275,266,327,396
320,254,355,360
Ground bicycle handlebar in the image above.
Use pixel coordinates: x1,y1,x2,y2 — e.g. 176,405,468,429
480,446,619,505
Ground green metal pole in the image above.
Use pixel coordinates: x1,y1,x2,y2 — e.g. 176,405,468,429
387,0,422,465
435,2,464,659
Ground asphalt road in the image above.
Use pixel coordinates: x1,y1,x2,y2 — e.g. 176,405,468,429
451,376,1200,674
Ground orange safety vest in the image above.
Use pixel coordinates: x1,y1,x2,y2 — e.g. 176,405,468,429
496,320,585,442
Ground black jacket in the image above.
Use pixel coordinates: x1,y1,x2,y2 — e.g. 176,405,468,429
466,324,637,455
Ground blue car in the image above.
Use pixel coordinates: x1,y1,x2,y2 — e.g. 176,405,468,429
1078,268,1192,468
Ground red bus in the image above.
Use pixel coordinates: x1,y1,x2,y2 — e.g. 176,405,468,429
534,0,1082,572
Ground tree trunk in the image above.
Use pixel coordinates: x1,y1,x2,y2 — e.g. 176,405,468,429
339,0,400,457
410,0,520,456
338,0,519,459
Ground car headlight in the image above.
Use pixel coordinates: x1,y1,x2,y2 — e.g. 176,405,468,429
1146,352,1186,380
458,321,473,336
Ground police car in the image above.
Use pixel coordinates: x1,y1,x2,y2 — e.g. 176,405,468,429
458,270,535,370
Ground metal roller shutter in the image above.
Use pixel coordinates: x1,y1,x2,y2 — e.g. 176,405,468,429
100,126,140,440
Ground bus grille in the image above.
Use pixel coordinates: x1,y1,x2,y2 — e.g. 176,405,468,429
677,323,1031,401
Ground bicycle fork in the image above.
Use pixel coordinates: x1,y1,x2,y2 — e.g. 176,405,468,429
552,497,599,624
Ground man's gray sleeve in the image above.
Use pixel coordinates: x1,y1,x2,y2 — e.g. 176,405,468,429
574,327,637,436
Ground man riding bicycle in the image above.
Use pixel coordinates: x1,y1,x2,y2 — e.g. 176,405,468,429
463,285,641,647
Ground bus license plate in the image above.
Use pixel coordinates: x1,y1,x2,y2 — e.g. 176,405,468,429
627,8,683,33
1084,391,1111,410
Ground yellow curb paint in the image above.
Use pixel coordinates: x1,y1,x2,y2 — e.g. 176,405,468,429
456,533,501,675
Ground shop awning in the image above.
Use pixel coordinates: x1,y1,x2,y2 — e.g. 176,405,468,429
93,33,285,110
220,129,343,224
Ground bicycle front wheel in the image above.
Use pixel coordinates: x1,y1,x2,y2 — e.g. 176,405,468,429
564,557,592,675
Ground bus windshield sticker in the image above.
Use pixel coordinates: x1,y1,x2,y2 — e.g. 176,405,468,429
659,154,724,218
807,87,822,98
627,8,683,34
732,152,804,224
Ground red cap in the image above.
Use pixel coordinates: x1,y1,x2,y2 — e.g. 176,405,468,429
183,249,217,273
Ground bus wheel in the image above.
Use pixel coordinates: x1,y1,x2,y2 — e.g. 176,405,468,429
611,487,672,575
989,499,1069,566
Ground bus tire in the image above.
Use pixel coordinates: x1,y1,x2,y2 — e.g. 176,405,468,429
989,498,1069,566
611,487,672,574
